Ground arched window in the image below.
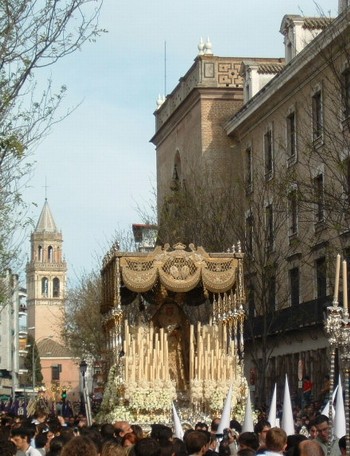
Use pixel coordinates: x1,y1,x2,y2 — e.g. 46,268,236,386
170,150,182,191
48,246,53,263
174,150,182,181
38,246,43,262
53,278,60,297
41,277,48,296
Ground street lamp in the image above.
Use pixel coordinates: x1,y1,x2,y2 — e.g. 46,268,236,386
79,359,92,426
80,360,87,388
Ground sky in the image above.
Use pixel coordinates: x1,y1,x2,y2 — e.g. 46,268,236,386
22,0,339,286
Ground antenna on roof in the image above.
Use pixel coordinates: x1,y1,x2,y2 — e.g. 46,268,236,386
164,40,167,96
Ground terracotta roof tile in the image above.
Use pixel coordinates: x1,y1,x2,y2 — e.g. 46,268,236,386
303,17,333,30
38,338,73,358
257,63,285,75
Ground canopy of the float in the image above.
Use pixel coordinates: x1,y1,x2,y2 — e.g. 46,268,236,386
119,242,239,294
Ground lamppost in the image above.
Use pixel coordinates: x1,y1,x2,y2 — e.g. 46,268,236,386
80,360,92,426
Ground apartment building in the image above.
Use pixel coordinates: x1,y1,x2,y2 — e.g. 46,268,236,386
152,3,350,404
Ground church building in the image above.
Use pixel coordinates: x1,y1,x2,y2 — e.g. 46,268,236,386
26,200,80,399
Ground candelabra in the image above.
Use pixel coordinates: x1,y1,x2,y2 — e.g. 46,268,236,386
324,255,350,456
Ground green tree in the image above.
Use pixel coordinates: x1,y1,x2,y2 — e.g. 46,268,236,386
23,334,43,387
0,0,105,273
62,270,109,374
156,163,306,404
157,173,238,252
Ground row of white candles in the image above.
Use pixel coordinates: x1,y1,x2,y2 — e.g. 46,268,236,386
123,320,170,383
333,254,348,314
190,322,237,381
122,319,237,384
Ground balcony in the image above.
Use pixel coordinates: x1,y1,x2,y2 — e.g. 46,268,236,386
245,296,330,340
18,350,28,357
18,326,28,336
18,369,28,375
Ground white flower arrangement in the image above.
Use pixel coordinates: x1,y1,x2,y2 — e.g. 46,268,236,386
189,375,248,416
97,358,250,426
126,380,176,412
190,379,203,402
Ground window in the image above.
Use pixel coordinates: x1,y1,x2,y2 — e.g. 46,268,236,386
267,273,276,312
312,90,323,140
266,204,274,251
38,246,43,262
51,364,62,381
289,267,300,306
245,147,253,192
245,213,254,254
264,129,273,177
343,68,350,118
170,150,182,191
314,174,324,223
341,157,350,206
41,277,48,297
48,246,53,263
316,257,327,298
53,278,60,298
287,111,296,160
288,187,298,236
245,83,250,102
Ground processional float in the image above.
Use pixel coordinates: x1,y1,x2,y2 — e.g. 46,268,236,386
98,243,248,425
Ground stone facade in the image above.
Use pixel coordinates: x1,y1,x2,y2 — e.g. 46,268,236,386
152,7,350,404
224,8,350,400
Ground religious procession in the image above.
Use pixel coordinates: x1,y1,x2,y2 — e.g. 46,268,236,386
0,382,346,456
1,244,349,456
4,0,350,456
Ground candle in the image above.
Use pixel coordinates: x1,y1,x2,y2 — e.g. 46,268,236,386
150,324,154,347
190,325,194,380
164,336,168,367
334,254,341,305
343,260,348,313
131,362,135,383
160,327,164,359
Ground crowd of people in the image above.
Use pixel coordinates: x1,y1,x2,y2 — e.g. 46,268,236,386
0,404,346,456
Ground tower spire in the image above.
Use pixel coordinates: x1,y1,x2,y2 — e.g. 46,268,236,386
35,200,58,233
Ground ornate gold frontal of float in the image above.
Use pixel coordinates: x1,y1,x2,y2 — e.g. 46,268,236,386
98,243,247,425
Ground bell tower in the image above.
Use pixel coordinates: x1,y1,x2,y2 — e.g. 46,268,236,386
26,199,67,343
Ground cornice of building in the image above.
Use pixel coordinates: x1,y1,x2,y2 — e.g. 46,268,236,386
225,10,348,136
26,262,67,272
151,55,250,145
31,231,63,241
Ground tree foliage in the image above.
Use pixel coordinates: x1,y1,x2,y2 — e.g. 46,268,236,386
156,162,301,404
157,175,238,252
23,334,43,386
0,0,105,272
62,270,109,373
